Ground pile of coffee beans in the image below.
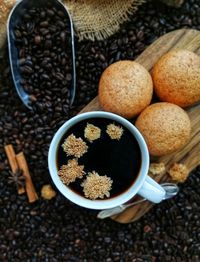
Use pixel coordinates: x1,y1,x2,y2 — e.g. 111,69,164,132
14,2,72,112
0,0,200,261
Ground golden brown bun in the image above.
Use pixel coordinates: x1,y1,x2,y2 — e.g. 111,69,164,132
135,102,191,156
0,0,16,48
152,50,200,107
98,60,153,119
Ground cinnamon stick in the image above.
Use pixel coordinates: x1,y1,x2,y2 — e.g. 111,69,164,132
16,152,38,203
4,144,25,194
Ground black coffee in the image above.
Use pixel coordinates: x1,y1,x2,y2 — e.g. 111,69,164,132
57,118,141,199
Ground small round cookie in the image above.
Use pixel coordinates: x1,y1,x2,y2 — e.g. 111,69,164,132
135,102,191,156
152,50,200,107
98,60,153,119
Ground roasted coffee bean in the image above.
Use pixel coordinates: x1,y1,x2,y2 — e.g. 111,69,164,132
57,21,65,28
24,13,31,20
20,66,33,75
40,28,49,36
47,9,55,16
57,10,65,18
18,58,26,66
40,21,49,28
40,74,50,81
34,35,41,45
66,73,72,81
40,10,46,18
14,29,22,38
44,40,52,49
60,31,66,42
55,72,64,81
49,25,57,33
29,9,37,16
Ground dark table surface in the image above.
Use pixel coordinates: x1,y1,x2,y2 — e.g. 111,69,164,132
0,0,200,261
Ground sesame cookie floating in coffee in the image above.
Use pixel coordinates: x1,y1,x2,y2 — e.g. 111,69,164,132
135,102,191,156
152,50,200,107
84,123,101,142
106,123,124,140
62,134,88,158
98,61,153,119
81,171,113,200
58,159,85,185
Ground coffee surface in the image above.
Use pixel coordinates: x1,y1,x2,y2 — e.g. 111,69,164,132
57,118,141,199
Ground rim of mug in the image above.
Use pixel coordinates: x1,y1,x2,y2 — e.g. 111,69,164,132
48,111,149,210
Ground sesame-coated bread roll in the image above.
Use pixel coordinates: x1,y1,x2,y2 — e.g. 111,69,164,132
135,102,191,156
152,50,200,107
98,60,153,119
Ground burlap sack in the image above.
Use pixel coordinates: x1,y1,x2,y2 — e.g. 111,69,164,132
0,0,16,48
0,0,184,47
63,0,146,41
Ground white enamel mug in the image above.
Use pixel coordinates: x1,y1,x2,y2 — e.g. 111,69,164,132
48,111,166,210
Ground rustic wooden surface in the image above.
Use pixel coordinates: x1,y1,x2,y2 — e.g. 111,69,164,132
80,29,200,223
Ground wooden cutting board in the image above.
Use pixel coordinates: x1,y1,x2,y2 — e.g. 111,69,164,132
79,29,200,223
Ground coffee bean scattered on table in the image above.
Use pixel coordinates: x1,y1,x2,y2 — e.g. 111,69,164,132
0,0,200,261
13,2,72,112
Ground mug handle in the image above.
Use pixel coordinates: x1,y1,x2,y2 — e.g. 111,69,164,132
138,175,166,203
